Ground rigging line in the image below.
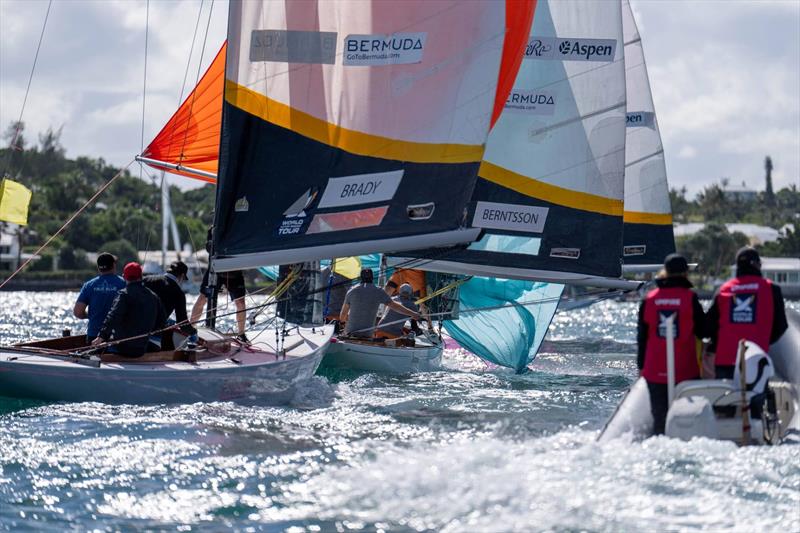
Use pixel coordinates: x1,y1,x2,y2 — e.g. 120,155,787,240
139,0,149,184
178,0,214,166
0,161,133,290
1,0,53,178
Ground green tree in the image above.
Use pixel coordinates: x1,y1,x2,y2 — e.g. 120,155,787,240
99,239,138,267
758,226,800,257
676,223,749,284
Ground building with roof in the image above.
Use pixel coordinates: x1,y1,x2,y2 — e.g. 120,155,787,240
674,223,790,246
734,257,800,298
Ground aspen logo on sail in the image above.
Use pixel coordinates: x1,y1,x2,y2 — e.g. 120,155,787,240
626,111,655,128
505,90,556,115
473,201,548,233
524,37,616,62
343,33,426,66
318,170,404,208
557,39,616,61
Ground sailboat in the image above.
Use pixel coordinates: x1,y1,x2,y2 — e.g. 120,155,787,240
0,0,524,402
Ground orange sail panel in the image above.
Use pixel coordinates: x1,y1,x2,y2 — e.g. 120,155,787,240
491,0,537,128
141,42,226,183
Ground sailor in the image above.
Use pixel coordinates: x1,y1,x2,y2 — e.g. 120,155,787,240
706,247,788,379
144,260,197,350
637,254,706,435
385,268,427,298
73,252,126,342
190,225,248,341
376,283,431,338
91,262,167,357
340,268,420,339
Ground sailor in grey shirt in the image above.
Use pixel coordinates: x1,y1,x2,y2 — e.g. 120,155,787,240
340,269,420,338
377,283,420,338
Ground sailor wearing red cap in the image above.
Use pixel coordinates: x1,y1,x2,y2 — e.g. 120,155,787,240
637,254,707,435
707,247,788,378
91,262,166,357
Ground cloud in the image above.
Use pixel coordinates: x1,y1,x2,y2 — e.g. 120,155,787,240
677,146,697,159
633,0,799,193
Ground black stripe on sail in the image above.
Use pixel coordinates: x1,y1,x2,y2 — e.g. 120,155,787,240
213,103,480,260
402,177,624,279
622,222,675,265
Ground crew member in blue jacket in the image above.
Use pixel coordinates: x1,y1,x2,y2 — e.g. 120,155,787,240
73,252,125,342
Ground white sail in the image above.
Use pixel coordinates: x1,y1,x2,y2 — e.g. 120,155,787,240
621,0,675,264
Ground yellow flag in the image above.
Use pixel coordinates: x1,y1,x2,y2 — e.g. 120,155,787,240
332,256,361,280
0,178,33,226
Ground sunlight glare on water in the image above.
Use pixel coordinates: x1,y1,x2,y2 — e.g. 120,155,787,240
1,292,798,531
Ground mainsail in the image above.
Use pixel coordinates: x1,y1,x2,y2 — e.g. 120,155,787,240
397,0,630,288
621,0,675,265
211,0,535,271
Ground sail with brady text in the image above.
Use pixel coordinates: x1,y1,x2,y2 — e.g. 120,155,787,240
396,0,631,288
210,0,535,272
621,0,675,265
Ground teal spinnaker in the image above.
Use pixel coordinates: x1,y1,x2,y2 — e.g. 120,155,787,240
444,277,564,373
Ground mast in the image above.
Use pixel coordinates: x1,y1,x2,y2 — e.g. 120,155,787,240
160,171,168,270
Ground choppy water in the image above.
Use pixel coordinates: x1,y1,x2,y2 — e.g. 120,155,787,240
1,291,798,531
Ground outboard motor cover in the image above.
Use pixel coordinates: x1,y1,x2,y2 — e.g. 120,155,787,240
666,396,719,441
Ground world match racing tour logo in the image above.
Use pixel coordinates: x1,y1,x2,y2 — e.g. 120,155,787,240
524,36,616,62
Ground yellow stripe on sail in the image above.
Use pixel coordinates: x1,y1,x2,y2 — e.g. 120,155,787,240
0,178,33,226
623,211,673,225
478,161,624,217
225,80,485,164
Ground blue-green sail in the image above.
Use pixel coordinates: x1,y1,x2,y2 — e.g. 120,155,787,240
444,277,564,373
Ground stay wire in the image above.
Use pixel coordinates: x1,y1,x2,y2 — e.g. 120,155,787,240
139,0,149,183
177,0,214,165
1,0,53,178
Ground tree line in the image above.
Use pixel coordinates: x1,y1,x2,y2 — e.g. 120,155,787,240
671,167,799,283
1,122,215,272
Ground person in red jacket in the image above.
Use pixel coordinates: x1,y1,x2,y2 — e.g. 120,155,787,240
706,247,788,379
637,254,706,435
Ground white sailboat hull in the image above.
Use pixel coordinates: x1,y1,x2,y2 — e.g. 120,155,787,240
0,325,333,405
321,335,443,374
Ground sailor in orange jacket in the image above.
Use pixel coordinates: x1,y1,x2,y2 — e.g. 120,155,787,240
706,247,788,379
637,254,706,435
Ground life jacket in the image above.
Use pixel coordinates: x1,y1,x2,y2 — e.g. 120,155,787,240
715,275,773,365
642,285,700,384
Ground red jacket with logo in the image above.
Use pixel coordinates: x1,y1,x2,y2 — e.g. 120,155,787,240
640,284,701,384
713,275,773,365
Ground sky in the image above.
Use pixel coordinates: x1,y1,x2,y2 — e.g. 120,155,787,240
0,0,798,196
